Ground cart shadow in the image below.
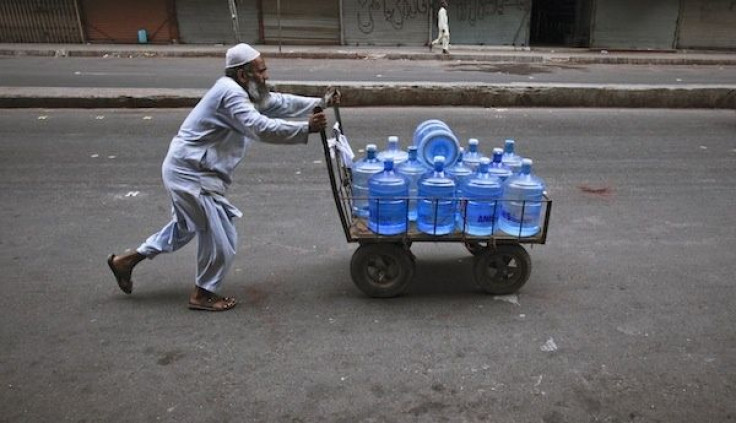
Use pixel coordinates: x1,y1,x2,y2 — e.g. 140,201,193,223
406,255,482,297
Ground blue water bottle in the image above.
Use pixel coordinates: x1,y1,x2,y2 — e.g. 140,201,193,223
377,135,408,165
417,156,456,235
445,148,474,229
413,120,460,168
352,144,384,218
461,157,503,236
463,138,484,171
488,148,513,182
498,158,546,237
368,159,409,235
501,139,523,174
396,146,430,221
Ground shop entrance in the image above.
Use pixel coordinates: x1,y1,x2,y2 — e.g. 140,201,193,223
530,0,591,47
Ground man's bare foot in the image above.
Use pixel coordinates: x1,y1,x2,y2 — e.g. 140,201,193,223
107,251,145,294
188,286,237,311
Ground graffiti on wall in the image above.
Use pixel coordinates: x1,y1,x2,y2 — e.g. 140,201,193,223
356,0,429,34
454,0,530,26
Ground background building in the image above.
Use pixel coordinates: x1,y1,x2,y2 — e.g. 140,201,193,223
1,0,734,50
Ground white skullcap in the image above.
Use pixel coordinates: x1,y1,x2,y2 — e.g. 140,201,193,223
225,43,260,68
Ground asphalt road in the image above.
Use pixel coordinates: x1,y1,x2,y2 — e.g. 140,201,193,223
2,55,736,88
1,108,735,422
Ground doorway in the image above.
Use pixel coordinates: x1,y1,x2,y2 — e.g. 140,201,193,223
530,0,591,47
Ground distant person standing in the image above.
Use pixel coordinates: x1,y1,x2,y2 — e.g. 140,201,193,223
430,0,450,54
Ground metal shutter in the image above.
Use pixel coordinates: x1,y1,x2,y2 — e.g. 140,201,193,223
176,0,259,44
235,0,260,43
590,0,679,50
176,0,233,43
261,0,339,45
0,0,83,43
448,1,531,46
677,0,736,49
342,0,430,46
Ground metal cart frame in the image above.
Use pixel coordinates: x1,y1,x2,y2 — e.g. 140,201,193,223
318,105,552,298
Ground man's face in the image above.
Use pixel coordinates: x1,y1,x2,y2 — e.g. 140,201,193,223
247,57,269,85
240,57,270,104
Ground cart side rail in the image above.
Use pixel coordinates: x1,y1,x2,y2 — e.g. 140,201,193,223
319,108,355,243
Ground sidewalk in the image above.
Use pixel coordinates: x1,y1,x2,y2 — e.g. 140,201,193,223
1,43,735,109
3,43,736,65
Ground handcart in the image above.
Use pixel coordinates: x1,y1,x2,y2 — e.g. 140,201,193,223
318,105,552,298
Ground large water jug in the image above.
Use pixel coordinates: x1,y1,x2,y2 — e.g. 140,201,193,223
444,148,474,228
377,135,408,165
412,120,460,168
498,159,546,237
501,139,523,174
462,138,484,171
488,147,513,182
368,159,409,235
460,158,503,236
396,146,429,221
351,144,384,218
417,156,456,235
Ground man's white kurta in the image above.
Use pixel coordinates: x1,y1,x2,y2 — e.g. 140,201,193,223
438,7,449,35
432,7,450,51
137,76,321,292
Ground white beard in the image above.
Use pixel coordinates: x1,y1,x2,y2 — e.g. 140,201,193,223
246,80,271,106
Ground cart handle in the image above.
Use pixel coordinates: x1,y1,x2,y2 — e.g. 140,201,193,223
316,105,352,242
323,87,344,136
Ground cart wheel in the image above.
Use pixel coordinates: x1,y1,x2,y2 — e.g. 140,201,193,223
466,242,513,266
464,241,485,256
473,244,532,295
350,244,415,298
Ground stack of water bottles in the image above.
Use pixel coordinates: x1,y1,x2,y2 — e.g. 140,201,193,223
351,119,547,237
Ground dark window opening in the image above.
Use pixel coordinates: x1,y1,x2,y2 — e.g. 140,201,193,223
530,0,591,47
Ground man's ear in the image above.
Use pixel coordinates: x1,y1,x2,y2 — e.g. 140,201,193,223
237,68,248,84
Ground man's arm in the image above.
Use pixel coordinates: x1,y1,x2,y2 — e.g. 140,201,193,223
258,92,322,119
224,91,311,145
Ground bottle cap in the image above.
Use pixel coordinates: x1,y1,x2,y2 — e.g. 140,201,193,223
520,158,532,174
492,148,503,162
504,139,515,153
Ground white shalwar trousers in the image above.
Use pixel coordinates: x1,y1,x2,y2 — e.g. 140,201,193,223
432,33,450,51
137,188,238,293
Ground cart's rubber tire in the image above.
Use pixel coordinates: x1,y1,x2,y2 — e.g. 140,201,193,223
464,241,485,256
473,244,531,295
351,244,415,298
465,242,512,267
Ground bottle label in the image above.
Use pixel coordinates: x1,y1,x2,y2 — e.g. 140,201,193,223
476,214,493,223
501,202,541,224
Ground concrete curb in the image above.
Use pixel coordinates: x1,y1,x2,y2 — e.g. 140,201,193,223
2,47,736,66
2,84,734,109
